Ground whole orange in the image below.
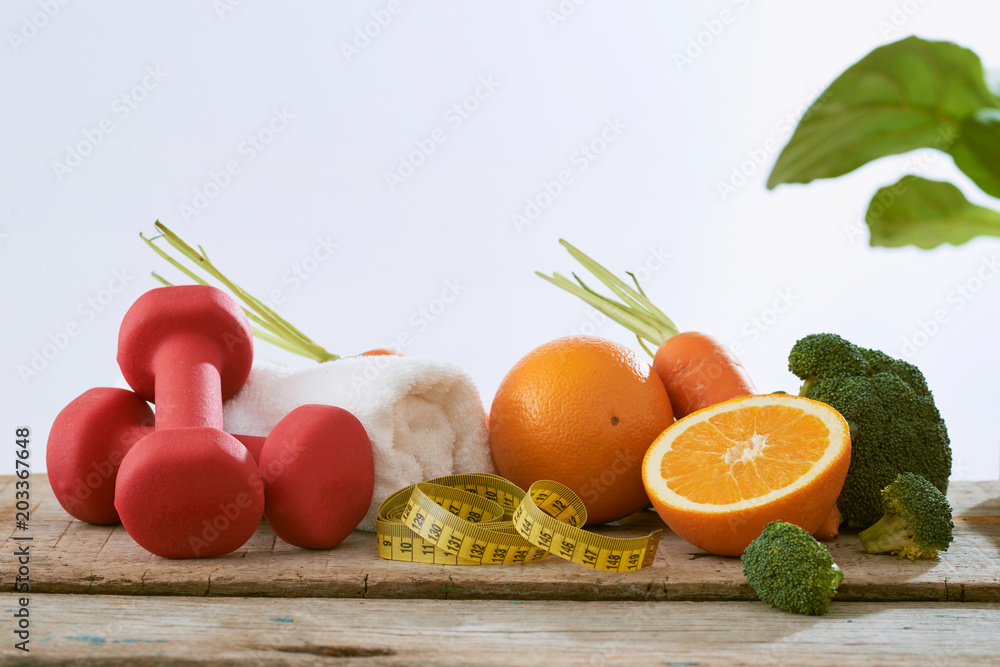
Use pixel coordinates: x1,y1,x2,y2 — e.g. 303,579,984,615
489,336,674,524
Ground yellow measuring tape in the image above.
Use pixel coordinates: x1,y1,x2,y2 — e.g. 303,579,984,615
376,473,661,572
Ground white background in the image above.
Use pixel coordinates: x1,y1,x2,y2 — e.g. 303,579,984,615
2,1,998,480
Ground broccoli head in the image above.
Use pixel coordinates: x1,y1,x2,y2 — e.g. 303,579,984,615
859,472,954,559
788,333,951,527
742,520,843,616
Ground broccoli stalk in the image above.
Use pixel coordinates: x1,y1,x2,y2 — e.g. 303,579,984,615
788,333,952,527
742,520,843,616
859,514,913,554
859,472,954,560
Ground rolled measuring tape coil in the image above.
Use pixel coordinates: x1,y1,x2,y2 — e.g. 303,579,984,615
376,473,661,572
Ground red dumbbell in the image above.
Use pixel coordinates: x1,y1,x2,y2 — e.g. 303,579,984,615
48,388,153,525
48,387,374,550
114,285,264,558
47,388,262,525
255,404,374,549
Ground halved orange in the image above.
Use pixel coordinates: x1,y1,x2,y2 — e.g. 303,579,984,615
642,394,850,557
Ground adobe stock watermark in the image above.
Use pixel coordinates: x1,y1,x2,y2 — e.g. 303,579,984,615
351,278,467,388
51,66,168,183
177,107,294,222
586,588,663,665
925,622,989,667
555,246,666,510
383,76,500,192
672,0,755,73
511,116,627,234
877,0,931,39
899,255,999,359
569,245,671,336
261,235,340,309
545,0,588,32
63,612,140,667
213,0,254,20
340,0,408,64
58,602,146,667
844,126,959,244
718,86,829,202
747,636,809,667
578,448,642,508
57,415,153,519
7,0,72,52
17,269,136,385
949,455,973,483
728,288,798,357
187,489,259,557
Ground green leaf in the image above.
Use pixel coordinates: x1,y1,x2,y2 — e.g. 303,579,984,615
866,175,1000,249
768,36,1000,189
949,108,1000,199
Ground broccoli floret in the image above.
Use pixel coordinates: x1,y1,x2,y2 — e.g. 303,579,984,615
788,332,868,380
788,333,951,527
742,520,843,616
859,473,954,559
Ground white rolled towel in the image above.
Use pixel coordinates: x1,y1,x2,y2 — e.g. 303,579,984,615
222,356,496,532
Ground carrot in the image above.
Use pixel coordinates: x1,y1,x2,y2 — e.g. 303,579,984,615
361,348,404,357
812,504,842,541
653,332,756,418
536,240,755,418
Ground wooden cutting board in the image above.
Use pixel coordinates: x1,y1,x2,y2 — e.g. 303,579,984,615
4,476,998,602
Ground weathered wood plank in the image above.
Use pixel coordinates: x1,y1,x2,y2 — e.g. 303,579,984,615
2,595,999,666
2,476,998,602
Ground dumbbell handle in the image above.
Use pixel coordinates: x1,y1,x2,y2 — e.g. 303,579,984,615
127,421,264,464
236,433,263,464
153,334,226,430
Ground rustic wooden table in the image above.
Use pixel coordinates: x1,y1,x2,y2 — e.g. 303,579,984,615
3,475,998,665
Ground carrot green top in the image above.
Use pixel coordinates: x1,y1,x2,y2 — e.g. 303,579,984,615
142,221,339,363
536,239,679,357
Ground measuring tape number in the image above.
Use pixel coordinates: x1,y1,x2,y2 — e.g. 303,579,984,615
376,473,661,572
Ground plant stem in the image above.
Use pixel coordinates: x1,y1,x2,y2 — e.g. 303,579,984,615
151,272,323,359
142,221,339,363
537,240,680,357
831,564,844,591
859,514,909,555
